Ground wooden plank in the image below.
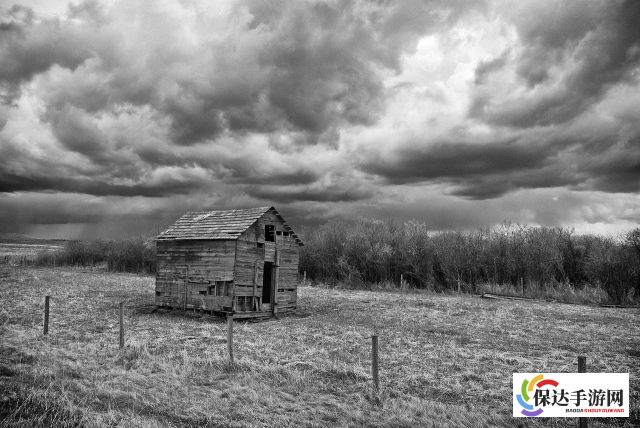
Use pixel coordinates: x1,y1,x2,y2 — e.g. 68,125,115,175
481,293,534,301
253,259,259,310
273,248,279,316
227,314,234,363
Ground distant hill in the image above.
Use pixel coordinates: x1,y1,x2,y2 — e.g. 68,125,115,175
0,233,37,241
0,233,67,245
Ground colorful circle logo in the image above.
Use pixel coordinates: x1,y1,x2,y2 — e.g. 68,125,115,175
516,374,559,417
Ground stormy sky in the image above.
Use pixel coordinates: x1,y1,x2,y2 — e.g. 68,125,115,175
1,0,639,239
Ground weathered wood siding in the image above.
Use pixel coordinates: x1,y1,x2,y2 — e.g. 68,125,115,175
234,208,300,313
155,207,301,316
155,240,235,311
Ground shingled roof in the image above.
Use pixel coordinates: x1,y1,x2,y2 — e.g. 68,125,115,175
156,206,303,245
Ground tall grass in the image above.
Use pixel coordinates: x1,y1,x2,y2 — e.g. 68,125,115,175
299,220,640,305
34,238,156,274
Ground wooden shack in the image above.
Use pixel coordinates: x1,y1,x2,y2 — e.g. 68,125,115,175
155,206,303,318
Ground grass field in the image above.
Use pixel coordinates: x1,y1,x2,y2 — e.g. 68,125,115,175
0,266,638,427
0,242,63,260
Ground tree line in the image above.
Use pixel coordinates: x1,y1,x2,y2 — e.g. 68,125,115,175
298,220,640,304
35,239,156,274
31,220,640,304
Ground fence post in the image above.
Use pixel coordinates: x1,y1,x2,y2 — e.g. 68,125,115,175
521,277,525,296
371,334,379,395
119,302,124,348
183,284,187,311
578,356,587,428
44,296,50,335
227,314,234,364
303,271,307,284
457,276,461,295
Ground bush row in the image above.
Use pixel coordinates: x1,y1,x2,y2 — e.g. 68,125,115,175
299,220,640,304
35,239,156,274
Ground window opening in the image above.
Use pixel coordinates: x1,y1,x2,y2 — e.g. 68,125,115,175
265,225,275,242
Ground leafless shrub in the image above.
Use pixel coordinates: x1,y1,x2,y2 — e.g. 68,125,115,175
300,220,639,304
34,239,156,274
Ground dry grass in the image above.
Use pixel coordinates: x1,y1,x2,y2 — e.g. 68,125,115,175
0,266,638,427
0,243,62,261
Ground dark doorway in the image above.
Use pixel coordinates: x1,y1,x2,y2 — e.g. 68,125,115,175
262,262,273,303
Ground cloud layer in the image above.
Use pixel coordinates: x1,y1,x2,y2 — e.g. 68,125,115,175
1,0,639,237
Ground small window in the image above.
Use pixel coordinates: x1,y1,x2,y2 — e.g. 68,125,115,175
283,232,290,237
257,242,264,248
215,281,225,296
265,225,275,242
276,231,283,236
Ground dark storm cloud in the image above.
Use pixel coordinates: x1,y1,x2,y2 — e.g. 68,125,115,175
361,115,640,200
0,0,488,198
0,5,93,102
361,137,555,198
47,105,110,162
0,171,205,197
576,139,640,193
470,0,640,128
363,138,547,182
474,50,509,85
1,0,483,147
246,184,373,203
1,0,639,238
232,170,319,186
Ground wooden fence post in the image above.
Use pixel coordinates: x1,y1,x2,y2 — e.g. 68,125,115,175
371,334,379,394
183,283,188,311
119,302,125,348
273,249,280,317
521,277,525,296
578,356,587,428
227,314,234,364
43,296,50,335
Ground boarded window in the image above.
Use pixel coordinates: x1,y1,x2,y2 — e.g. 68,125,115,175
212,281,232,296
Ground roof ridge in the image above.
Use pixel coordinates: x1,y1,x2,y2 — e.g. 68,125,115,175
156,206,276,241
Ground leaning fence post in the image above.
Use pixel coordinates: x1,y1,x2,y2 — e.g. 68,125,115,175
43,296,50,335
227,314,234,364
371,334,379,395
119,301,125,348
578,356,587,428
